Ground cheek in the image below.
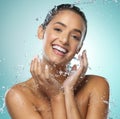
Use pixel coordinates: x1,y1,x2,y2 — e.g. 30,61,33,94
70,41,80,52
43,31,57,52
42,33,55,48
44,29,58,42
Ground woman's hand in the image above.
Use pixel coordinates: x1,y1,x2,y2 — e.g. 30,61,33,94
63,50,88,90
30,57,62,98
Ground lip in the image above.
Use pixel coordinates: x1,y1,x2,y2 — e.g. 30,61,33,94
52,44,68,56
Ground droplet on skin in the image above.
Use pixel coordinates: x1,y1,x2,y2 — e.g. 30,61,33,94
85,79,88,83
54,74,59,77
103,100,109,104
59,70,64,75
45,65,48,70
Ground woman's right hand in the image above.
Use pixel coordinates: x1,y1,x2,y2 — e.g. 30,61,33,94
63,50,88,91
30,56,63,98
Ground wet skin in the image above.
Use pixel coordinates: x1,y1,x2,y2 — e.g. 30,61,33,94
5,10,109,119
5,75,109,119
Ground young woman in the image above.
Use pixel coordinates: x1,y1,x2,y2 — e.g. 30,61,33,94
5,4,109,119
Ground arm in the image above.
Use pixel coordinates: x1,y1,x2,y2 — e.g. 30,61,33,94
86,76,109,119
63,50,88,119
64,87,82,119
50,92,67,119
63,76,109,119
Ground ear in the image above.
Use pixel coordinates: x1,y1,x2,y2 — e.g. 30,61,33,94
37,25,44,39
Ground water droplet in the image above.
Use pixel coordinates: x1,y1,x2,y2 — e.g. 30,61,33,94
70,4,74,8
54,5,57,11
85,79,88,83
103,100,109,104
2,86,5,89
35,18,39,21
88,65,92,70
59,70,64,75
0,99,5,114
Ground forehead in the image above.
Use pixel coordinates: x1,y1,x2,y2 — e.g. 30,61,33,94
48,10,85,30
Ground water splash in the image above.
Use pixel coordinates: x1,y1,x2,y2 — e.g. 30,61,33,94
0,58,6,63
103,100,109,104
74,0,96,5
73,0,120,6
15,64,25,81
102,0,120,7
35,12,43,22
35,18,39,21
0,86,7,114
103,0,119,3
0,99,5,114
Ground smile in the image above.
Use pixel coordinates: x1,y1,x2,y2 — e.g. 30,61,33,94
52,45,68,55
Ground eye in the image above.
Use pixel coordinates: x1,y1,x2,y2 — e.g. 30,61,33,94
54,28,62,32
71,35,80,41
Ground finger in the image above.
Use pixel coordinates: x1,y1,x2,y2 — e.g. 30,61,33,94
73,54,85,86
33,57,40,83
31,56,41,86
82,50,88,74
30,57,37,79
45,64,49,79
30,59,34,75
34,57,38,73
36,57,45,85
37,59,50,86
37,57,42,76
77,54,84,74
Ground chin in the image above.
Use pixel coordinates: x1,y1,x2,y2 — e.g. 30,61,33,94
48,58,66,66
43,53,73,66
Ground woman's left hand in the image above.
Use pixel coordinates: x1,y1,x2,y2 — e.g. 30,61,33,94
63,50,88,90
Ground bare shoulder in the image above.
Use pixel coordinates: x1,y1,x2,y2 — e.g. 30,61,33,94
5,82,32,109
76,74,109,99
85,75,109,90
82,74,110,101
5,79,43,119
5,78,35,102
5,84,26,117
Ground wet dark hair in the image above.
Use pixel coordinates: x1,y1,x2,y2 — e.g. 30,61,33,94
42,4,87,41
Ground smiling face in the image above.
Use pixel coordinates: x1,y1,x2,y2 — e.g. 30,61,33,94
38,10,86,65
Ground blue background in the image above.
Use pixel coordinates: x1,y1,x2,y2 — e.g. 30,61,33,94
0,0,120,118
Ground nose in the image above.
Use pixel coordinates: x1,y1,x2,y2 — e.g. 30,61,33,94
59,34,69,45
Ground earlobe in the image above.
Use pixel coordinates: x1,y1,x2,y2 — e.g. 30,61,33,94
76,47,81,54
37,25,44,39
76,42,83,54
76,49,80,54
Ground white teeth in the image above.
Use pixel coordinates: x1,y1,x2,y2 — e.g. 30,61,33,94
53,45,67,53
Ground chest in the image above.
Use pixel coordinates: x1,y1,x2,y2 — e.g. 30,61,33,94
32,90,89,119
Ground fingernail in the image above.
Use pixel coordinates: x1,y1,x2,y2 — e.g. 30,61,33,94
34,55,39,59
45,65,48,70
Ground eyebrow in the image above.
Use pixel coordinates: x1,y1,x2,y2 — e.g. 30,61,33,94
54,22,82,35
54,22,66,27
